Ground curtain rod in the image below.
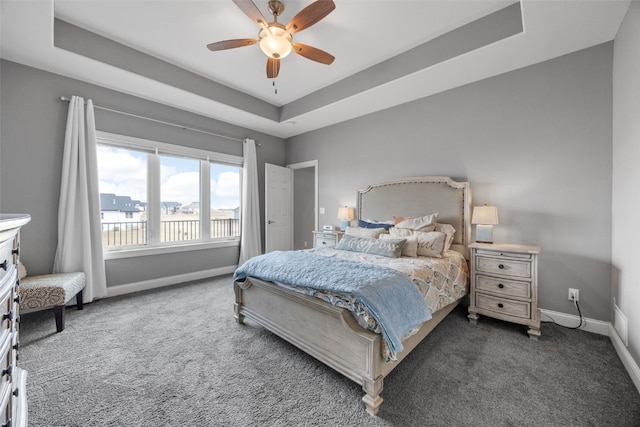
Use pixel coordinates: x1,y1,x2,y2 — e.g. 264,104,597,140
59,96,257,145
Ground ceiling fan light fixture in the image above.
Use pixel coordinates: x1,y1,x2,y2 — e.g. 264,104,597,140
259,25,292,59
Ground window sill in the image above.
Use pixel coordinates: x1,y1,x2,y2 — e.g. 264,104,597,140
103,239,240,260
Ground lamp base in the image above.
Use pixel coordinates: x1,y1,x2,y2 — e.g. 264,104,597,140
475,225,494,243
340,220,350,231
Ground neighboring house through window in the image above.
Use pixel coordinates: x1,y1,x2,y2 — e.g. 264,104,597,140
96,131,242,251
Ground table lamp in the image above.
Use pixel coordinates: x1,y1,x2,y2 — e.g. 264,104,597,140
337,206,355,231
472,204,499,243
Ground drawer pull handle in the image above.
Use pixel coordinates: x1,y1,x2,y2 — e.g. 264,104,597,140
2,365,12,377
2,311,13,321
498,284,504,289
11,248,19,256
13,295,19,304
498,264,505,269
12,388,18,397
13,342,19,352
497,303,504,308
0,260,7,271
2,419,12,427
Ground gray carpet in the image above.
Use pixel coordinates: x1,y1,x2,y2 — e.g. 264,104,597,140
20,275,640,426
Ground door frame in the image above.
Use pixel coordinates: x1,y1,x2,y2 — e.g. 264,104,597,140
287,160,319,234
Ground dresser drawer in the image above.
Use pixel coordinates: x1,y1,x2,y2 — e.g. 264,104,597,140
0,380,10,427
475,293,531,319
0,333,12,392
0,287,13,334
476,275,531,299
0,239,13,286
476,256,531,279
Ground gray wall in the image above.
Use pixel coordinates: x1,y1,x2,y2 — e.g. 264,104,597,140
0,59,286,286
287,43,613,321
612,2,640,368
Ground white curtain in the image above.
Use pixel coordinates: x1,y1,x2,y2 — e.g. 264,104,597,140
238,138,262,265
53,96,107,302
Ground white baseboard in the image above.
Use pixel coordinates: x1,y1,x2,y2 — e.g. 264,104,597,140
540,308,640,394
105,265,237,298
609,323,640,394
539,308,610,335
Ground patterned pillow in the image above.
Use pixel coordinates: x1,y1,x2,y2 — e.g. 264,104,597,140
435,223,456,251
394,213,438,231
344,226,388,239
380,234,417,257
413,231,446,258
335,235,406,258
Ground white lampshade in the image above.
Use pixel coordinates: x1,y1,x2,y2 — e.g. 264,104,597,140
472,205,499,243
472,205,499,225
337,207,355,220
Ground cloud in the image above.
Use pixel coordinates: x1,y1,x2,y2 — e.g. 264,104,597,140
211,170,240,209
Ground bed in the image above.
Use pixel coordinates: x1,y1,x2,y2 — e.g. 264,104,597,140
233,176,471,415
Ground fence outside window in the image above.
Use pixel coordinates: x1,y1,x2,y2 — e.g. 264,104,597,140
102,218,240,247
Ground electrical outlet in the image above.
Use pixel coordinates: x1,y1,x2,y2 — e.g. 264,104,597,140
568,288,579,302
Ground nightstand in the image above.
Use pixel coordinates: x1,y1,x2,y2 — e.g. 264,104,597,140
313,230,344,248
467,242,542,339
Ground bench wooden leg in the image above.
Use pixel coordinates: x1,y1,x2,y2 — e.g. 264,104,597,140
76,290,84,310
54,306,65,332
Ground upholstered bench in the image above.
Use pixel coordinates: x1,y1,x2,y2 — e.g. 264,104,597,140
19,272,86,332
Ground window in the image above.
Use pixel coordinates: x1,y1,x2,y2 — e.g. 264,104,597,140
96,132,242,251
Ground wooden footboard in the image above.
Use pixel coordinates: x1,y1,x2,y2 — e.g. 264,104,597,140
234,277,460,415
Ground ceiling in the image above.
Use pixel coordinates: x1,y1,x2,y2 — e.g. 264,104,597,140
0,0,631,138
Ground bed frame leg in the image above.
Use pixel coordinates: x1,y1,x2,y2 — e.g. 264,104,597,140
362,376,384,416
234,303,245,324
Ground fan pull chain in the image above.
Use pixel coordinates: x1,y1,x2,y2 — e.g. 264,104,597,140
273,80,278,95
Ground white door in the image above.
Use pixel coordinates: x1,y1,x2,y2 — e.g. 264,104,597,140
265,163,293,253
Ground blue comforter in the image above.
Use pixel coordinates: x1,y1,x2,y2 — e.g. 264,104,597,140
233,250,432,357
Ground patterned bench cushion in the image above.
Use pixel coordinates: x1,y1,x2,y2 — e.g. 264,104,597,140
20,272,86,309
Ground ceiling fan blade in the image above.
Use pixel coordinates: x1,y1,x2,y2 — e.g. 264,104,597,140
207,38,258,51
233,0,269,30
292,43,334,65
267,57,280,78
286,0,335,34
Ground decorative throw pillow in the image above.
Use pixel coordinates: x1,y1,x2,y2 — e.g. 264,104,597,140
336,235,406,258
393,215,415,225
394,213,438,231
358,219,394,230
344,226,388,239
380,233,417,257
435,223,456,251
388,227,414,238
413,231,446,258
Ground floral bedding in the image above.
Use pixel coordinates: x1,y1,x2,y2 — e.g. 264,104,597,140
275,247,469,361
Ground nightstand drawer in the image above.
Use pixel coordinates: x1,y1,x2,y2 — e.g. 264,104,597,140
476,293,531,319
476,275,531,299
476,249,532,260
315,236,336,247
476,256,531,279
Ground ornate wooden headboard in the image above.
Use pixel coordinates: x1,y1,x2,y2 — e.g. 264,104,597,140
357,176,471,258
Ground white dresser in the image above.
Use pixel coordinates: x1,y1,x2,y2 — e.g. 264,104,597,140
0,214,30,427
467,242,541,339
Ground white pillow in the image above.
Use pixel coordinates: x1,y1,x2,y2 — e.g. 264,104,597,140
414,231,446,258
380,233,418,257
389,227,414,238
435,223,456,251
344,226,388,239
394,213,438,231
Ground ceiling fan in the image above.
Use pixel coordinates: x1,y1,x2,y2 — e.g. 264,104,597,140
207,0,336,79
